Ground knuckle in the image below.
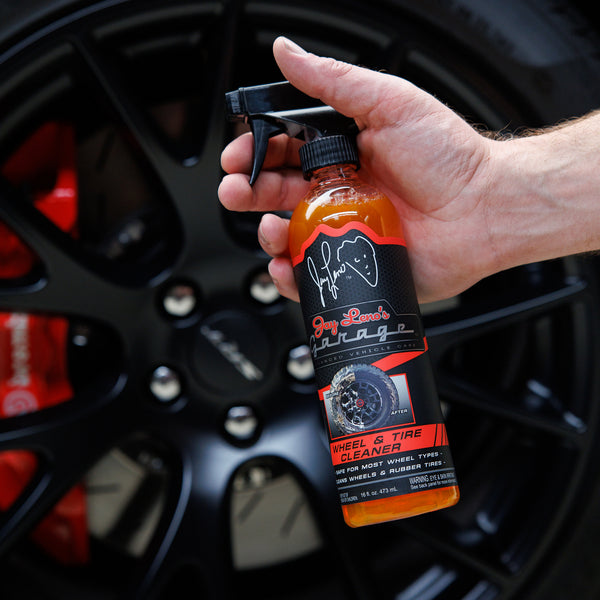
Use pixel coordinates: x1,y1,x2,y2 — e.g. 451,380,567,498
321,56,354,80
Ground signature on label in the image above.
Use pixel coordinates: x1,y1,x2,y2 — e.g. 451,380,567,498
307,235,378,307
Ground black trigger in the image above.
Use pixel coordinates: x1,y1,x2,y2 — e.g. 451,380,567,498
249,119,283,185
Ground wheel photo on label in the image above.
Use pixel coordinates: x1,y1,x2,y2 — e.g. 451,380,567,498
327,363,399,436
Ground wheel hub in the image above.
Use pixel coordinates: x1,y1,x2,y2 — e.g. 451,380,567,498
193,309,271,394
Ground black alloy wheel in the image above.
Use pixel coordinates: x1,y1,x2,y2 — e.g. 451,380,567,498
1,1,600,599
329,364,399,434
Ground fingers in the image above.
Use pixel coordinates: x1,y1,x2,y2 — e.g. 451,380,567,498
268,257,299,303
259,213,299,303
221,132,303,175
219,131,308,212
220,131,254,174
218,168,309,213
272,37,419,128
258,212,289,257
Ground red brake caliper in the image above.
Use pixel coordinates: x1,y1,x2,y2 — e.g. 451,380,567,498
0,122,89,565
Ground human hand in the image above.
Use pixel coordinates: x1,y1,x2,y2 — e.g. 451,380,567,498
218,37,528,304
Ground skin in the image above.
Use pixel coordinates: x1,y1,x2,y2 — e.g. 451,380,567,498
219,37,600,304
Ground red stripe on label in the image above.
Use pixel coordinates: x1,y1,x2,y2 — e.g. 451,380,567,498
292,221,406,266
371,338,429,372
329,423,448,466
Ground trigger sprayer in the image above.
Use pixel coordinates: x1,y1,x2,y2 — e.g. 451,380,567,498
225,81,358,184
226,80,459,527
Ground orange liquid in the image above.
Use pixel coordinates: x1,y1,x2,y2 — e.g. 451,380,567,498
289,166,403,259
290,165,459,527
343,485,460,527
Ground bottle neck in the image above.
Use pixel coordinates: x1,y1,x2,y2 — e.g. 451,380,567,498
309,163,359,185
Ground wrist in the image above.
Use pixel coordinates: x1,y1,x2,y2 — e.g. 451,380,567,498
483,117,600,274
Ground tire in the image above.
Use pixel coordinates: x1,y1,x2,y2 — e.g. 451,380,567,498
0,1,599,600
328,364,399,434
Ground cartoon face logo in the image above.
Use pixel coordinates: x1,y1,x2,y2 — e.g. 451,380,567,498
336,235,378,287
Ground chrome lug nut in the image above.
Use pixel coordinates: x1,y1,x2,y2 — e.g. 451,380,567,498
162,282,197,318
224,405,259,441
249,271,280,305
287,344,314,381
71,323,91,347
149,365,182,402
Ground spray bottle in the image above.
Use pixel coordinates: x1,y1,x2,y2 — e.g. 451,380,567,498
226,81,459,527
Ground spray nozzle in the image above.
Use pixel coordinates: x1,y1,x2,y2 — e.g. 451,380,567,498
226,81,358,184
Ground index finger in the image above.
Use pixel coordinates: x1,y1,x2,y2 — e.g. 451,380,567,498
218,166,309,213
221,131,303,175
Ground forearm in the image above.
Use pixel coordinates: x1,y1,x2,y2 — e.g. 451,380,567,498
485,110,600,274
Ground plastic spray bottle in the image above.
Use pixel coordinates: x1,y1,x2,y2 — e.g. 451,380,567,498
226,81,459,527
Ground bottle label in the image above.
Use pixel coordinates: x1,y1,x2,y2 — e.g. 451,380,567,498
293,222,457,505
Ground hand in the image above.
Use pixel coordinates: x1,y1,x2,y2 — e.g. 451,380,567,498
219,37,600,304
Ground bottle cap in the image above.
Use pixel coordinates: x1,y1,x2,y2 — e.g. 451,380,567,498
299,135,360,179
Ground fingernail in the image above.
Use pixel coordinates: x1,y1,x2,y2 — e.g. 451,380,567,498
267,262,279,287
258,218,271,250
280,36,307,55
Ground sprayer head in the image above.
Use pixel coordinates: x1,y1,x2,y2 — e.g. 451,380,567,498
225,81,358,184
226,81,321,118
299,135,359,179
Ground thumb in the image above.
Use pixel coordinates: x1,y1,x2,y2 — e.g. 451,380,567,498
273,36,427,129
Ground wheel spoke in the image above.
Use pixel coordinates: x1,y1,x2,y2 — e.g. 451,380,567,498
126,431,243,600
163,0,245,260
438,374,586,439
71,1,245,262
0,383,125,451
0,179,89,291
72,37,180,202
181,0,241,176
0,267,144,330
425,274,588,365
262,406,377,600
0,275,146,337
396,518,511,588
0,179,146,324
0,388,130,556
